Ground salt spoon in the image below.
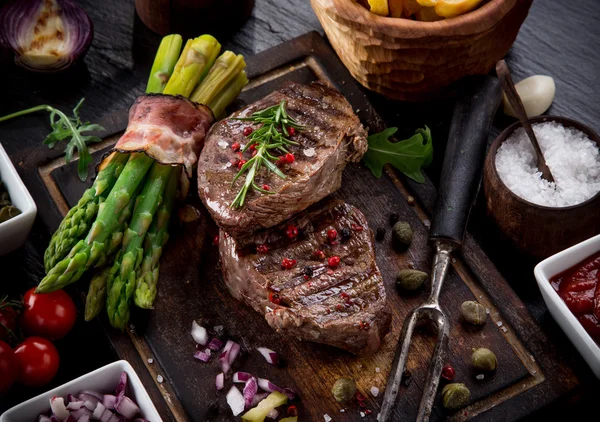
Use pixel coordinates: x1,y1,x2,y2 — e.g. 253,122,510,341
496,60,555,183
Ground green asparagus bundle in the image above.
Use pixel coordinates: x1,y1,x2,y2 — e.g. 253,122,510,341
134,167,180,309
85,266,111,321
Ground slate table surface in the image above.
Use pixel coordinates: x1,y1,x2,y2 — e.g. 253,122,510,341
1,0,599,419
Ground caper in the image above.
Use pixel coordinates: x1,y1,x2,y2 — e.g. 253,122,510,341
0,205,20,223
331,377,356,403
461,301,487,325
471,348,497,372
441,383,470,410
396,269,428,291
392,221,413,249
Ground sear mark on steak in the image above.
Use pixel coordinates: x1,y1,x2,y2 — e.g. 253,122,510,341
198,81,368,239
220,199,391,355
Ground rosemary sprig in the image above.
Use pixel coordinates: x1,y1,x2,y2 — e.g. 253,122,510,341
0,98,104,181
230,100,304,209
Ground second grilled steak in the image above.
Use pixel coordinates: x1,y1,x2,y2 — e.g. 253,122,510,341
198,81,368,239
220,200,391,355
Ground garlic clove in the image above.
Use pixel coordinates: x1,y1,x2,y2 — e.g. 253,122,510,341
503,75,556,118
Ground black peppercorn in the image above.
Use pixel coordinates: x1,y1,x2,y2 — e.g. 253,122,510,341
375,227,386,241
303,266,314,278
340,227,351,242
389,212,399,226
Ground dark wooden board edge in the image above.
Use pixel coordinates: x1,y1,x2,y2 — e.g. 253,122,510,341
30,31,581,421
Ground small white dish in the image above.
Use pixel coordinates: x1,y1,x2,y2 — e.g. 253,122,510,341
0,142,37,255
534,233,600,379
0,360,162,422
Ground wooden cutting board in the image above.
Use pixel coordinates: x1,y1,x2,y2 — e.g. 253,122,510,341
37,32,578,421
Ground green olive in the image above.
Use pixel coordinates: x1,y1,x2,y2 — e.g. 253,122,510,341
396,269,428,291
461,301,487,325
331,378,356,403
471,348,497,372
441,383,470,410
392,221,413,249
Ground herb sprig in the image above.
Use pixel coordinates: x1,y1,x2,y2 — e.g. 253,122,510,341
230,100,304,208
0,98,104,181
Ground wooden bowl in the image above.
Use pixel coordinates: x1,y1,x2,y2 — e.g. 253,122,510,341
483,116,600,259
311,0,533,101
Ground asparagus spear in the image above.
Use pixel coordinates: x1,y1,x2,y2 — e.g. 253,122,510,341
44,152,130,271
134,167,180,309
37,153,155,293
209,70,249,119
190,51,247,106
106,162,173,329
44,34,184,272
146,35,183,94
85,266,111,321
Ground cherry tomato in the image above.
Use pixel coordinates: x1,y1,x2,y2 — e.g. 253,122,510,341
14,337,59,387
0,340,18,393
21,288,76,340
0,302,18,342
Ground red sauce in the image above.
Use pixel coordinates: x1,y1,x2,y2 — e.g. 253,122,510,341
550,251,600,344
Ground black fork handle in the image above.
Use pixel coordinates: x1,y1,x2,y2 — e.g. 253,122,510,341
429,75,502,244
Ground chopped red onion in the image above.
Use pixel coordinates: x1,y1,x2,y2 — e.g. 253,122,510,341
99,408,113,422
77,394,99,408
256,347,279,365
115,372,127,399
250,392,269,407
92,403,106,420
257,379,296,400
233,372,252,383
66,394,78,403
114,395,140,420
228,342,241,365
38,416,52,422
242,377,258,409
216,373,224,391
283,387,297,400
102,394,117,409
64,415,77,422
77,415,90,422
226,386,245,416
219,350,231,374
194,349,211,362
82,401,95,411
49,417,59,422
266,408,279,419
207,338,223,351
80,390,103,401
70,407,91,420
50,397,70,421
191,320,209,346
66,400,83,410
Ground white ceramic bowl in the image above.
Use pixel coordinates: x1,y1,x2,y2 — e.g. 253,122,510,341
0,142,36,255
534,234,600,379
0,360,162,422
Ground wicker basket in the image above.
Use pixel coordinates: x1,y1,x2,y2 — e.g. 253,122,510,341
311,0,533,101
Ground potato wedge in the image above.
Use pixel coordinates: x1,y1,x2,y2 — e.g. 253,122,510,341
435,0,483,18
388,0,405,17
416,0,438,6
368,0,390,15
415,6,444,21
404,0,422,16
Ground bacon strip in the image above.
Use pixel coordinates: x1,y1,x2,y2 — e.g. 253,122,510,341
113,94,214,177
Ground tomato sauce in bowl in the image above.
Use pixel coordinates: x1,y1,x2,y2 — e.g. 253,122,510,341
550,251,600,344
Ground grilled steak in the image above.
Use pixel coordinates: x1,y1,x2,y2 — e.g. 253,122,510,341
198,81,368,239
220,199,391,355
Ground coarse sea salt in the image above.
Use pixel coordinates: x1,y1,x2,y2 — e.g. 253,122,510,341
495,122,600,207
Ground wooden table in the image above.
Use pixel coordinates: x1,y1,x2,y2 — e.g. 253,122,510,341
1,0,598,419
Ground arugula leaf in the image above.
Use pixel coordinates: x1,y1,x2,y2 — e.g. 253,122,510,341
363,126,433,183
0,98,104,182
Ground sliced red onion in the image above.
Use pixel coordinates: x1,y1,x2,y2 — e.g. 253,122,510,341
250,392,269,407
242,377,258,409
77,415,90,422
92,403,106,420
266,408,279,419
257,379,296,400
0,0,93,72
114,395,140,419
82,401,95,411
207,338,223,351
194,349,211,362
256,347,279,366
102,394,117,410
233,372,252,383
50,397,70,421
77,394,99,407
215,373,225,391
115,372,128,399
191,320,209,345
66,400,83,410
226,386,245,417
70,407,91,420
99,408,113,422
80,390,103,401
